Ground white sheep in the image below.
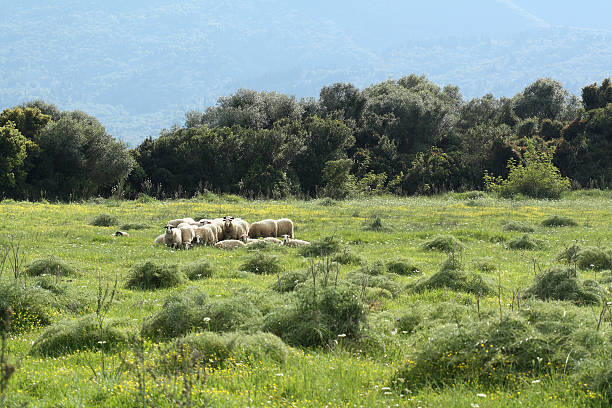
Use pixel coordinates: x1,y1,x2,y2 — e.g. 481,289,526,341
282,234,310,247
194,224,217,246
179,226,197,247
167,218,196,228
263,237,283,244
222,216,249,240
276,218,294,239
201,218,224,242
164,225,183,248
248,219,278,238
214,239,246,250
240,234,258,244
154,234,166,245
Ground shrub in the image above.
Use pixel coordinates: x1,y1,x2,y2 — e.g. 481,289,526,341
484,141,570,199
541,215,577,227
422,235,463,252
183,261,214,280
472,257,496,273
386,259,420,276
270,270,309,293
523,267,603,305
576,247,612,271
263,284,365,347
240,253,283,275
412,256,494,295
125,262,185,290
332,249,362,265
557,243,582,264
0,281,54,333
357,261,386,276
502,220,535,232
91,213,119,227
507,234,544,250
32,275,67,295
347,272,401,297
363,215,387,231
25,257,80,277
298,236,341,257
142,289,262,340
119,222,148,230
30,315,128,357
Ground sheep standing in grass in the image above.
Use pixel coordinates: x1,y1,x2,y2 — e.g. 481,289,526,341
180,226,197,247
167,218,196,228
164,226,183,248
276,218,294,239
214,239,246,250
194,224,217,246
282,234,310,247
203,218,225,242
223,216,250,240
248,219,278,238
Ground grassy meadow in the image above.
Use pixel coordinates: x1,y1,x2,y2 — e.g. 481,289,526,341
0,191,611,407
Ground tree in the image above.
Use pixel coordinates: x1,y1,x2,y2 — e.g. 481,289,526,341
319,83,366,122
513,78,578,121
581,78,612,111
0,122,33,195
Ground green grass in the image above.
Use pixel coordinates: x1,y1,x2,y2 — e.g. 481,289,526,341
0,194,611,407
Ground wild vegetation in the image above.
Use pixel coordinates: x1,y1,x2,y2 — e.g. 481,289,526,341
0,193,610,407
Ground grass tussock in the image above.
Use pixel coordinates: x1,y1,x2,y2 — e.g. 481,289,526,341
576,247,612,271
411,256,494,295
386,259,420,276
270,270,309,293
183,261,214,280
422,235,464,252
30,315,128,357
523,267,604,305
0,281,54,333
119,222,148,230
91,213,119,227
125,262,185,290
363,215,389,231
25,257,80,277
240,252,283,275
507,234,545,250
298,236,341,257
332,249,363,265
502,220,535,232
541,215,578,227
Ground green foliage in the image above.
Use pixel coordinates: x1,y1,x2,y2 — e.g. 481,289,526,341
422,235,464,252
321,159,353,199
347,272,401,296
412,256,494,295
91,213,119,227
0,122,34,193
30,315,128,357
263,284,365,347
386,259,420,276
363,215,387,231
142,289,262,340
270,270,309,293
240,253,283,275
471,257,497,273
0,281,53,333
523,267,603,305
576,247,612,271
118,222,147,230
331,249,362,265
541,215,577,227
484,141,570,199
507,234,544,250
125,262,185,290
183,261,214,280
25,257,79,277
298,236,341,257
502,220,535,232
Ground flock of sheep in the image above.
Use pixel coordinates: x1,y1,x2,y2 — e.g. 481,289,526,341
154,216,310,249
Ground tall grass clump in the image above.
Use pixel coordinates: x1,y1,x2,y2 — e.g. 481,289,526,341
91,213,119,227
576,247,612,271
0,281,54,333
125,262,185,290
142,289,262,340
363,215,388,231
30,315,128,357
386,259,420,276
119,222,148,230
411,255,494,295
523,267,604,305
25,257,79,277
502,220,535,232
541,215,577,227
422,235,463,252
263,284,365,347
270,270,309,293
507,234,544,250
298,236,341,257
183,261,214,280
240,252,283,275
332,248,363,265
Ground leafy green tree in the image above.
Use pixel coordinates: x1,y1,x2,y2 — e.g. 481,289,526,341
321,159,353,199
0,122,34,195
319,83,366,122
513,78,579,121
581,78,612,111
0,107,51,142
402,147,459,195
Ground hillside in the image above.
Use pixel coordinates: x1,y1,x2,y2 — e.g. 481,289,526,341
1,1,611,145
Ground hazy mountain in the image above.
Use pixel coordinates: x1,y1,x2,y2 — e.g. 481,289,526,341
1,1,611,145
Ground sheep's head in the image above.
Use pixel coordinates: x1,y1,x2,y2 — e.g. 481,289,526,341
198,219,212,226
240,233,248,243
281,234,290,244
223,216,234,232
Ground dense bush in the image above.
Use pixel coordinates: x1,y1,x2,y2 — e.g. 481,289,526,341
576,247,612,271
125,262,185,290
507,234,544,250
0,280,54,333
91,213,119,227
142,289,262,340
523,267,603,305
30,315,128,356
263,284,365,347
411,256,494,295
541,215,577,227
422,235,464,252
502,220,535,232
25,257,79,277
183,261,214,280
298,236,341,257
240,252,283,275
386,259,420,276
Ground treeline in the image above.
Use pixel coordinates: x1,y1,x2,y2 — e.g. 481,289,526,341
1,75,611,201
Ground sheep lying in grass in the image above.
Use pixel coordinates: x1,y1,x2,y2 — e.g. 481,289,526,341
263,237,283,244
164,226,183,248
240,234,258,244
223,216,249,240
154,234,166,245
276,218,294,239
248,219,278,238
113,231,129,237
282,234,310,247
214,239,246,250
